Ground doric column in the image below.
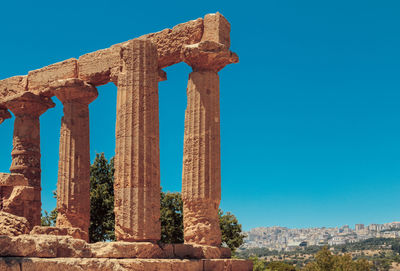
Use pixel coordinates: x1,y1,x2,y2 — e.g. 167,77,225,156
114,39,161,242
181,40,238,246
5,92,55,227
52,79,98,241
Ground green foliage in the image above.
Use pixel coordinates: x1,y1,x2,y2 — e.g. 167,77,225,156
89,153,115,242
219,209,247,252
303,247,372,271
160,190,183,244
41,152,245,249
266,261,297,271
41,209,57,226
41,190,57,226
249,256,267,271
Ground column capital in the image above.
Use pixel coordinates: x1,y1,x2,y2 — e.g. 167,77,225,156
181,41,239,72
0,107,11,124
50,79,98,105
4,92,55,117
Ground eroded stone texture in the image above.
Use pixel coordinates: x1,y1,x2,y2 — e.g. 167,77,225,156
0,257,253,271
140,18,204,68
0,173,28,187
0,235,230,259
0,173,34,221
4,93,55,228
78,46,121,86
0,76,27,102
114,39,161,242
182,71,222,246
181,21,239,246
52,79,98,241
181,41,239,72
202,12,231,48
0,107,11,124
0,211,30,236
27,59,78,95
30,226,88,241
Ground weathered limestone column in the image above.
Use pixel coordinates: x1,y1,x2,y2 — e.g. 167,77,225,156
114,39,161,242
4,92,55,227
181,39,239,245
52,79,98,240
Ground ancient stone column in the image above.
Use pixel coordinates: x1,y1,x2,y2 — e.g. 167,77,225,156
114,39,161,242
181,41,239,246
5,92,55,227
52,79,98,241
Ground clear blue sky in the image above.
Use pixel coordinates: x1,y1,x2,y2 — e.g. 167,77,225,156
0,0,399,231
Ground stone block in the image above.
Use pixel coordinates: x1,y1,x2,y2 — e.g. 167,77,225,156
139,18,203,68
0,173,28,187
0,258,252,271
0,212,30,236
78,46,121,86
159,244,174,258
0,76,27,102
27,59,77,94
202,12,231,48
90,242,164,258
30,226,88,241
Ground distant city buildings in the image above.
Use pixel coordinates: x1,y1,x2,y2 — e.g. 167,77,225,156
242,222,400,251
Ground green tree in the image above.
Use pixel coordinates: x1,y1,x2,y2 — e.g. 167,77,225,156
41,191,57,226
266,261,296,271
42,152,245,250
249,256,267,271
160,190,183,244
89,153,115,242
304,246,372,271
219,209,247,252
41,209,57,226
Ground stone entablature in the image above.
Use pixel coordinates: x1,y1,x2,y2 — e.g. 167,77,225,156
0,12,251,271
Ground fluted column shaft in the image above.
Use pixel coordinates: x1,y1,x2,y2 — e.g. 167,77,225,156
5,93,55,227
54,80,98,241
114,39,161,242
182,70,222,246
181,39,238,246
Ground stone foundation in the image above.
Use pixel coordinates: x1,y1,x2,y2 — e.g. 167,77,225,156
0,234,252,270
0,234,233,259
0,258,252,271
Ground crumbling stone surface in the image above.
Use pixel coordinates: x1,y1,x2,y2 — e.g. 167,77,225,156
0,107,11,124
0,14,242,267
78,46,121,86
90,242,164,258
30,226,88,241
202,12,231,48
0,212,30,236
27,59,78,95
182,70,222,246
182,41,239,72
114,39,161,242
0,257,253,271
0,173,34,221
140,18,204,68
0,234,231,260
51,79,98,241
0,173,28,187
4,93,55,227
0,76,27,102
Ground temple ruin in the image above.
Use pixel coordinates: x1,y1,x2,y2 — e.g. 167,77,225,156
0,12,252,271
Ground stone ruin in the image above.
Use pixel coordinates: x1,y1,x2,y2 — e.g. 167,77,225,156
0,13,252,271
